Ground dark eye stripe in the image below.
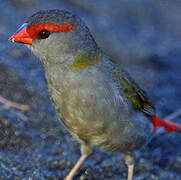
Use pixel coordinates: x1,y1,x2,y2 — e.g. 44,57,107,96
26,22,76,40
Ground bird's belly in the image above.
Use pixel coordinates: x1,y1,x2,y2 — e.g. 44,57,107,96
47,81,153,154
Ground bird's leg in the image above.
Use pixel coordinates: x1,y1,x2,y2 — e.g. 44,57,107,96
64,144,92,180
124,154,134,180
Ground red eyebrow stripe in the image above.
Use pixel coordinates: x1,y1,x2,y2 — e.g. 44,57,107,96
27,22,76,39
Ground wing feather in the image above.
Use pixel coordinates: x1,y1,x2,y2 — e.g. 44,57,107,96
110,61,155,116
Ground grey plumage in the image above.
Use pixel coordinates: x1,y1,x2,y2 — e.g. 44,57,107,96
10,9,156,180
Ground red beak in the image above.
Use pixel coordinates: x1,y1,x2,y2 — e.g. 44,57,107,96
8,23,33,45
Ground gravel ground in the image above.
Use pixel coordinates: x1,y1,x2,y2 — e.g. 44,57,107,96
0,0,181,179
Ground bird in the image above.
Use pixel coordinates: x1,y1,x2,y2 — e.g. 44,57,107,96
9,9,181,180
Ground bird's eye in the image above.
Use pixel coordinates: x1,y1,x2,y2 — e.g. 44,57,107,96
38,30,50,39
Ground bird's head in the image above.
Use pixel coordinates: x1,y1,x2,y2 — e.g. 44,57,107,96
9,9,99,68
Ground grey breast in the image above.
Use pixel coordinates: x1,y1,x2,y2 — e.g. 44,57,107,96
44,60,153,153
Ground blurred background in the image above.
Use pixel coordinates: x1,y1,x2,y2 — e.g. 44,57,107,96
0,0,181,179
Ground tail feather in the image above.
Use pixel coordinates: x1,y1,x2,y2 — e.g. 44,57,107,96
149,115,181,133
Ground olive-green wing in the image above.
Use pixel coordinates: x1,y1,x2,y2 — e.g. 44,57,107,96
113,66,155,116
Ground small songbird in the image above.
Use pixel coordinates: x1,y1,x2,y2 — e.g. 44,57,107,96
9,9,181,180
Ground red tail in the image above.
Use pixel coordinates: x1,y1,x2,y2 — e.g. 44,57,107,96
149,115,181,133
